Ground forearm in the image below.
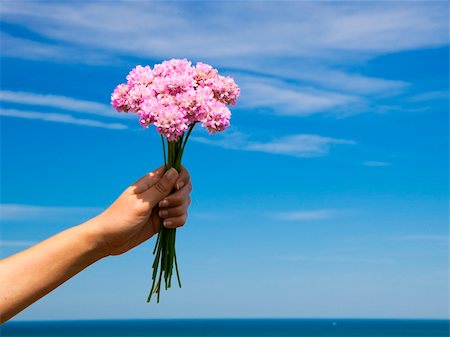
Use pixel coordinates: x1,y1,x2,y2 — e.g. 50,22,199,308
0,217,107,323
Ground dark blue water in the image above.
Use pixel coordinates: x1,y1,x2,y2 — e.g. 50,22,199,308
1,319,449,337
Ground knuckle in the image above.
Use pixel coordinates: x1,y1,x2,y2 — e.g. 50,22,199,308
155,181,166,194
169,206,181,217
175,205,184,215
160,209,170,218
132,199,148,215
174,196,183,205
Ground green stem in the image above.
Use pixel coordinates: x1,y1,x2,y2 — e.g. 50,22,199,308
161,135,167,171
166,229,174,289
152,228,161,255
183,123,196,151
174,123,196,169
149,126,195,302
174,247,182,288
148,227,163,302
156,257,164,303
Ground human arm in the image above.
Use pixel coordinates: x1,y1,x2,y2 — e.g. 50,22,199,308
0,166,192,323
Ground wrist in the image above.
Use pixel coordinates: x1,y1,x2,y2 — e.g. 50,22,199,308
76,215,111,260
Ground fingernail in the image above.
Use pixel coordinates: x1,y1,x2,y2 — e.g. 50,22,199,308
163,220,172,227
159,210,168,217
166,168,177,179
159,200,169,207
176,181,185,190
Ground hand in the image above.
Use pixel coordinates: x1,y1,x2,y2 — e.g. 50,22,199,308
93,166,192,256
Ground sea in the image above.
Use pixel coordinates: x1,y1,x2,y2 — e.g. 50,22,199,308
1,319,449,337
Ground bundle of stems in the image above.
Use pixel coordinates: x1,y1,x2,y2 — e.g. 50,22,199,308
147,123,196,303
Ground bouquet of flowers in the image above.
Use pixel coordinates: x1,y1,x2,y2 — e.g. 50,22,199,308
111,59,240,302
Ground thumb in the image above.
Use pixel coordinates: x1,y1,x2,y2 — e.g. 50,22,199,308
142,168,179,207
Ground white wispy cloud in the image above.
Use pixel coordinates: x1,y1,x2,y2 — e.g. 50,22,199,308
407,91,449,102
0,32,116,65
0,204,103,222
277,255,396,264
237,66,409,97
2,1,442,118
0,108,128,130
1,2,446,62
0,90,121,119
0,240,37,247
294,69,409,96
192,131,355,158
395,235,449,243
316,4,447,53
273,210,338,221
363,161,391,167
237,75,363,116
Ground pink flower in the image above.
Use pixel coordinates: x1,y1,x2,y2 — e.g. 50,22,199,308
212,75,240,106
153,59,194,78
176,86,214,123
154,104,189,141
111,59,239,140
201,102,231,134
126,65,153,87
152,59,195,95
175,88,197,122
195,62,219,87
111,84,131,112
127,85,153,113
138,97,161,127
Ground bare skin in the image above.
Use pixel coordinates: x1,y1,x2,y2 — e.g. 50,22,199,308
0,166,192,323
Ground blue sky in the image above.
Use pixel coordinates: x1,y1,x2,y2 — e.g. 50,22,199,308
0,1,448,320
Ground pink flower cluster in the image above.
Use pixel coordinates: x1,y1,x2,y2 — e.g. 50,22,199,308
111,59,240,141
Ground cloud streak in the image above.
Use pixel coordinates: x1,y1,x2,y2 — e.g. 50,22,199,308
0,108,128,130
0,32,116,65
277,255,396,264
394,235,449,243
193,131,355,158
0,240,37,247
1,2,447,63
407,91,449,102
3,2,442,119
0,90,121,119
363,161,391,167
273,210,338,221
237,75,363,116
0,204,103,222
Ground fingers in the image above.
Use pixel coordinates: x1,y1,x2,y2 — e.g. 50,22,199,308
158,180,192,229
130,166,165,194
142,168,179,207
158,199,191,218
162,214,188,229
132,165,189,194
158,179,192,208
132,165,191,229
175,165,190,191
